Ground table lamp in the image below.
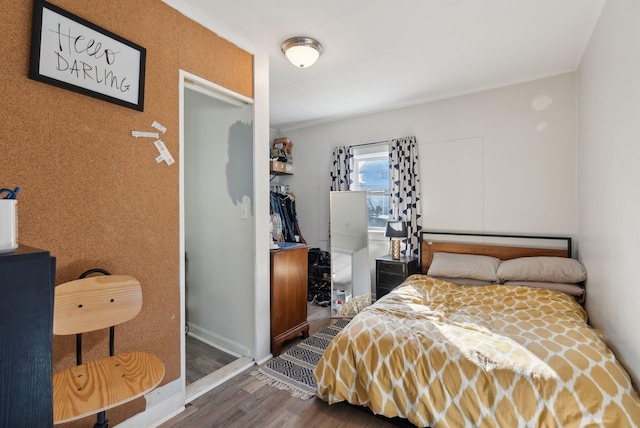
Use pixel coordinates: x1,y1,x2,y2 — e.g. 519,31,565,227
385,221,407,260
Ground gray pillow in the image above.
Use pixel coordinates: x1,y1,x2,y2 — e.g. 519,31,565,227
497,257,587,283
503,281,585,296
432,276,493,286
427,252,500,282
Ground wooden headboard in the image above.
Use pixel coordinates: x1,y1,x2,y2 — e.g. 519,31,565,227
420,232,571,274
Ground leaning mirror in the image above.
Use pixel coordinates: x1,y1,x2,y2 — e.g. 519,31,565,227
329,191,371,317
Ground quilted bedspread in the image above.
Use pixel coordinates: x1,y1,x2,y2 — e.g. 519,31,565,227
314,275,640,427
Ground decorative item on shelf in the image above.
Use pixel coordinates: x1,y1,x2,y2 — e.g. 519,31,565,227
281,37,323,68
385,220,407,260
270,137,293,174
0,186,20,253
272,138,293,160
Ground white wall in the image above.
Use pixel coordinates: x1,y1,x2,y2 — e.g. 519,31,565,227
577,0,640,387
280,72,578,254
185,89,255,356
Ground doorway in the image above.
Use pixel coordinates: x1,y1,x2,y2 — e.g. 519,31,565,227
180,72,256,401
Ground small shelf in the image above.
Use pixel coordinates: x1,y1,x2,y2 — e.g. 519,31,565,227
270,170,292,181
270,159,292,175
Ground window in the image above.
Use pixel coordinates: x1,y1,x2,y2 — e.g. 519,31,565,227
351,147,390,229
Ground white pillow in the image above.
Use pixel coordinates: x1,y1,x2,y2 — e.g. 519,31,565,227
497,257,587,283
427,252,500,282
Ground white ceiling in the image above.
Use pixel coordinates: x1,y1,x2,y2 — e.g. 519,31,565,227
162,0,605,131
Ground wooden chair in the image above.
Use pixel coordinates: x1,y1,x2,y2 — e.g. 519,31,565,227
52,273,165,427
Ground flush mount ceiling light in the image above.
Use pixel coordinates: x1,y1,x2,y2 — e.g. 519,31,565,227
281,36,323,68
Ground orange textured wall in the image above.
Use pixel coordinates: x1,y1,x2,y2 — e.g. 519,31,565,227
0,1,252,425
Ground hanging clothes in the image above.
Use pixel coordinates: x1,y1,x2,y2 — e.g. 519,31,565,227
270,191,303,243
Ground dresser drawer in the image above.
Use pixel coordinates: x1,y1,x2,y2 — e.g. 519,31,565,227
377,270,406,287
376,283,398,299
377,260,408,275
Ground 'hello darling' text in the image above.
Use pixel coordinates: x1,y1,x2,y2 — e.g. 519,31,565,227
51,22,130,93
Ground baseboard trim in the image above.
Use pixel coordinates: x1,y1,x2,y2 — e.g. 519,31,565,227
186,356,255,402
116,379,184,428
187,322,249,357
255,353,273,366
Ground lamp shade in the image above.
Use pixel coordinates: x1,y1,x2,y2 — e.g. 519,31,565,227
385,221,407,238
281,37,323,68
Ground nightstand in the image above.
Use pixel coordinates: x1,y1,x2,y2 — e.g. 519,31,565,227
375,254,419,300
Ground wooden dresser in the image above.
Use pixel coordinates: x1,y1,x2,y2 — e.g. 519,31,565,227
270,245,309,356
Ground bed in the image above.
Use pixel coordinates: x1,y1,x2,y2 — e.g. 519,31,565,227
314,233,640,427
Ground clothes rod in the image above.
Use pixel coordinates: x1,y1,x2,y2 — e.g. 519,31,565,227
349,139,389,148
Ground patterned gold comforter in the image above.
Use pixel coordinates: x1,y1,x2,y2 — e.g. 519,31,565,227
314,275,640,427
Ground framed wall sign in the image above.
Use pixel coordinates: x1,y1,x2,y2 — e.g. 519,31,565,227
29,0,146,111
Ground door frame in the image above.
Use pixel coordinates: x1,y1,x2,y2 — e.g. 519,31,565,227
178,65,271,403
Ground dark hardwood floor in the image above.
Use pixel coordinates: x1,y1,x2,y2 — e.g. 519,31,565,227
162,303,400,428
186,335,238,385
281,301,332,353
161,366,397,428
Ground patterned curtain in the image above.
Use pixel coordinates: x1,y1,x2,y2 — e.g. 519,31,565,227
389,136,422,257
330,146,353,191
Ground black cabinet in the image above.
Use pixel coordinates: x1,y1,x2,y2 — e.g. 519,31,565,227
0,246,56,428
375,255,418,300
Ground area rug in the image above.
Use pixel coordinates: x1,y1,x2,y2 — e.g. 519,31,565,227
251,318,351,400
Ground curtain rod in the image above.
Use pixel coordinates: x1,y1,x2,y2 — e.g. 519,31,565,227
349,139,390,148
